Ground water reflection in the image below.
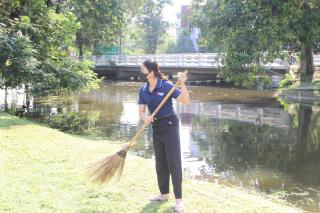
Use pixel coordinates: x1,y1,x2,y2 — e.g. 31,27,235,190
1,82,320,211
184,104,320,211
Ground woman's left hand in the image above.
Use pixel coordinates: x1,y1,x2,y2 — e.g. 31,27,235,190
178,72,187,83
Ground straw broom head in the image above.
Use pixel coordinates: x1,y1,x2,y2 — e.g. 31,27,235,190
88,148,128,184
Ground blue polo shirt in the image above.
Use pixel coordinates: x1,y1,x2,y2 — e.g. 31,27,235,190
138,79,181,119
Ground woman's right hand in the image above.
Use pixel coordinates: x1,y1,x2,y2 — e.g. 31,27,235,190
144,115,153,124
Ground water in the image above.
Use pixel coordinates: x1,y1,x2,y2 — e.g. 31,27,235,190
1,81,320,212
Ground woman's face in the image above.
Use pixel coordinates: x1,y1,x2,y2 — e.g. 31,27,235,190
140,64,154,80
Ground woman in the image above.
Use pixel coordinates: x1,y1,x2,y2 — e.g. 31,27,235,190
138,59,190,213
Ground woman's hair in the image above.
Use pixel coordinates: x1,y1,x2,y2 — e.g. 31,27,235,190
142,59,167,80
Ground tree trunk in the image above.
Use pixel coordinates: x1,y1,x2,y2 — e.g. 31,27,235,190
45,0,53,7
76,32,84,60
79,45,83,60
55,0,62,14
299,43,314,83
291,104,313,181
297,105,312,145
25,84,31,109
4,87,8,111
93,41,98,55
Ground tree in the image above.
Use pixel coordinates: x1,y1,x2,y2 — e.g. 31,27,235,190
0,0,99,96
191,0,320,84
65,0,126,58
157,33,197,54
138,0,170,54
121,22,147,55
0,24,39,89
156,34,177,54
175,33,197,53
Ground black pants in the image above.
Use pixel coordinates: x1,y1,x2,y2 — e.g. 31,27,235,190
152,114,182,199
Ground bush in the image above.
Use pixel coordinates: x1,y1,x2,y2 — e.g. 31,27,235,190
48,112,93,134
279,74,293,89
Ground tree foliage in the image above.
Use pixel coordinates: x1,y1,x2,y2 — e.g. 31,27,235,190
191,0,320,84
0,24,39,89
0,0,130,96
65,0,125,57
138,0,171,54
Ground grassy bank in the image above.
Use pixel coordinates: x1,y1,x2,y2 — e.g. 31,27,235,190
0,113,301,213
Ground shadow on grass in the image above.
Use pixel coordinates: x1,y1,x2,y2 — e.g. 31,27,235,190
76,209,106,213
76,203,173,213
140,201,173,213
0,112,29,128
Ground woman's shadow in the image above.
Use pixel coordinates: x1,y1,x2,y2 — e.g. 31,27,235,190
140,201,173,213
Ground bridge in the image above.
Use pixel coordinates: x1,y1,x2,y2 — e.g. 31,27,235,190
90,53,320,83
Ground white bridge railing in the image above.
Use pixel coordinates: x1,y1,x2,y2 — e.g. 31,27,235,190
92,53,222,67
90,53,320,69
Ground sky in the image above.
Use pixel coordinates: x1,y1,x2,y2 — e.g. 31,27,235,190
163,0,192,36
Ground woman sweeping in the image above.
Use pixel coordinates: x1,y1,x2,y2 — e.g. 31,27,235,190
138,59,190,213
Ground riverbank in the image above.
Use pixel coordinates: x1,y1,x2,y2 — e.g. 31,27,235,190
0,112,301,212
277,81,320,104
276,65,320,104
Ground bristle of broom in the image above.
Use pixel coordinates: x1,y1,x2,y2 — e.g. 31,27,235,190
88,149,127,184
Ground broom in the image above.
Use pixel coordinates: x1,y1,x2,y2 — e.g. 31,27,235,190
88,71,187,184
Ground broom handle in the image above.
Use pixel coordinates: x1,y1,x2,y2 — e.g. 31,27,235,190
126,71,187,148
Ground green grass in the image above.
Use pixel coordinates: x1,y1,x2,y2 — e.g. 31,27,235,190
0,112,301,213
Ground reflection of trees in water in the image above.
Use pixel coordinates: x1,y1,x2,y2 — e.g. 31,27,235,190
76,82,141,104
191,116,291,173
10,96,104,135
190,106,320,185
290,105,320,185
6,85,154,147
191,107,320,211
10,91,155,153
76,97,123,135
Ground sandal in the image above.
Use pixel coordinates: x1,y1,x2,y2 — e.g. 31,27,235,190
148,195,169,202
173,204,184,213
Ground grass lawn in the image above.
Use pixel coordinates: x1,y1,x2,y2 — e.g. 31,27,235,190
0,112,301,213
